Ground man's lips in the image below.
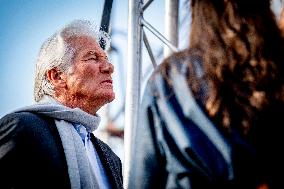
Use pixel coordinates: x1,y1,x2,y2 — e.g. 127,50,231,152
101,79,113,84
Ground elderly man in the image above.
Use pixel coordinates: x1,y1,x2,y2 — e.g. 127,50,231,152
0,20,123,189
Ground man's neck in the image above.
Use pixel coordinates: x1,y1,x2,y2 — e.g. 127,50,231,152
54,96,101,116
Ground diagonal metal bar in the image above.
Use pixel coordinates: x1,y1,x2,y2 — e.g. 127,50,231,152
142,0,154,11
143,30,157,68
141,18,179,52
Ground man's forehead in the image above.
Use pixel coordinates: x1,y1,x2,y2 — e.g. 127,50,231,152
77,43,107,59
72,36,103,52
68,35,99,48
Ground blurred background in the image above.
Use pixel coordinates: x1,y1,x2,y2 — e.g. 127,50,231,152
0,0,283,161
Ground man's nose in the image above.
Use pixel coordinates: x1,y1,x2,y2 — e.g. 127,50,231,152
101,61,114,74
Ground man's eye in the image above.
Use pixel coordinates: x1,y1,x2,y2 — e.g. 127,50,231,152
85,57,97,61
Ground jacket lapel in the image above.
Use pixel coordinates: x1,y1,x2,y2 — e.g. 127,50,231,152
90,134,123,189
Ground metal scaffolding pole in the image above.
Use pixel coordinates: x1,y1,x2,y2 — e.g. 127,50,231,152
164,0,179,58
124,0,142,188
142,18,179,52
124,1,180,188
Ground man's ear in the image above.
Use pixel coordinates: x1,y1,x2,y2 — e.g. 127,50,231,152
46,68,67,88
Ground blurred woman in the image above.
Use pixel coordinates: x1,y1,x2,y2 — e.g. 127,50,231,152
129,0,284,188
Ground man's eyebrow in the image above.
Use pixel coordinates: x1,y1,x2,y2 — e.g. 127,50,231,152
82,50,96,58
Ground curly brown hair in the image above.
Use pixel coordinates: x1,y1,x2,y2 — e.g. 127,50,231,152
184,0,284,137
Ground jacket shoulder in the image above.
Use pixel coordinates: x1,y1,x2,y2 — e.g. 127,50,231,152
0,112,70,188
0,112,51,127
0,112,53,136
0,112,55,156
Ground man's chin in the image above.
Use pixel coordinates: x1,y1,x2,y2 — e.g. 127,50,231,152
105,92,115,103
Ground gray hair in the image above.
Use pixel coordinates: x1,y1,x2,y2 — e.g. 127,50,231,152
34,20,110,102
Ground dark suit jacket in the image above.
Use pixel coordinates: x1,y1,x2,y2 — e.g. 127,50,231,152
0,112,123,189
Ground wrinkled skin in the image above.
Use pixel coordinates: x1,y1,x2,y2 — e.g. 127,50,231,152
51,36,115,115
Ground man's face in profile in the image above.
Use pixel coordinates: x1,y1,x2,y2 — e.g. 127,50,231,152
65,36,115,106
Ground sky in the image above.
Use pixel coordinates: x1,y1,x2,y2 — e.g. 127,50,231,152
0,0,104,116
0,0,282,118
0,0,174,159
0,0,165,118
0,0,283,162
